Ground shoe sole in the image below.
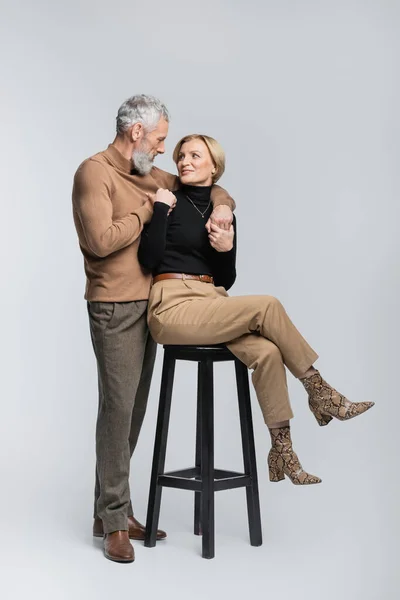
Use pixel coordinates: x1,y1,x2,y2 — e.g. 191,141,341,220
94,533,167,541
104,551,135,563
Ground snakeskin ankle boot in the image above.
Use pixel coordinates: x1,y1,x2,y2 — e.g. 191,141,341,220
301,371,375,426
268,426,321,485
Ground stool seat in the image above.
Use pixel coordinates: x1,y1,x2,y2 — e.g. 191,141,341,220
163,344,234,361
145,344,262,559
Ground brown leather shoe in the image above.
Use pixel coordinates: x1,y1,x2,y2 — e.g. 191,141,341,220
104,531,134,563
93,516,167,541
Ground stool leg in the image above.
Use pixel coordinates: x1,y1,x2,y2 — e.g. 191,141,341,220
200,359,215,559
235,360,263,547
144,352,176,548
194,363,202,536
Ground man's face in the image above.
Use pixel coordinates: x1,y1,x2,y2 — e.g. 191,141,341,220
140,117,169,158
132,117,169,175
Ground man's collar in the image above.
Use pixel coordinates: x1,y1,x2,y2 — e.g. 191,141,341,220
104,144,132,174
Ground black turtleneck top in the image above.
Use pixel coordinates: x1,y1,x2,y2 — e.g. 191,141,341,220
138,184,236,290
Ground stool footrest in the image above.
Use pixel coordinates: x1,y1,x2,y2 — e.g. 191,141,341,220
158,474,202,491
157,467,251,492
163,467,199,478
214,475,251,492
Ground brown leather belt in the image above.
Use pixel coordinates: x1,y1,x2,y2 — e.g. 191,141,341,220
152,273,214,284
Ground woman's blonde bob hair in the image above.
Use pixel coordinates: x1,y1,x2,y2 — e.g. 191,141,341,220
172,134,225,183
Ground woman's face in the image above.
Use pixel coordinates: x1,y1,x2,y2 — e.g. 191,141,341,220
177,139,215,186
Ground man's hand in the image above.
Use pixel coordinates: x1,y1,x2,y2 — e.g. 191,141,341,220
205,204,233,233
208,223,234,252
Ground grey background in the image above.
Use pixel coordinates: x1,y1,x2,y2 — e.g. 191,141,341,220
1,0,398,598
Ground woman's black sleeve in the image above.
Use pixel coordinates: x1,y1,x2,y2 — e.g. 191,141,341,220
137,202,170,270
210,216,237,291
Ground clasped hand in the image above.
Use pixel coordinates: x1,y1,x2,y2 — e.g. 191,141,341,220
206,222,234,252
205,205,234,252
146,188,176,215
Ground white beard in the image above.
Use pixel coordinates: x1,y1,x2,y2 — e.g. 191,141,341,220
132,149,154,175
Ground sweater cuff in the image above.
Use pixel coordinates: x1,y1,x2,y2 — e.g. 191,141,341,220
153,202,170,216
214,247,234,258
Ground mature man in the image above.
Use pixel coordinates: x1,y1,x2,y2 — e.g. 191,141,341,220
72,95,235,562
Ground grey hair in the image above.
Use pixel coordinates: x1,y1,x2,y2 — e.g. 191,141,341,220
116,94,170,135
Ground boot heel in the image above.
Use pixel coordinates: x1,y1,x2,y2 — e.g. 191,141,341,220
309,400,333,426
269,467,285,482
267,449,285,482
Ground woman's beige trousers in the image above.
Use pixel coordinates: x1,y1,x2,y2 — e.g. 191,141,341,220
148,280,318,425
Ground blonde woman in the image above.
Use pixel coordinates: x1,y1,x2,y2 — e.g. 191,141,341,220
138,134,374,485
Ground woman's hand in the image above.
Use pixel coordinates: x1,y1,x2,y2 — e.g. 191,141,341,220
208,223,234,252
146,188,177,215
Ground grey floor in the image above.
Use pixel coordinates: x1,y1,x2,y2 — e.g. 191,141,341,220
2,375,397,600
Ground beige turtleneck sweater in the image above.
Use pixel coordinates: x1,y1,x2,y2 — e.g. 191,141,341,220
72,145,235,302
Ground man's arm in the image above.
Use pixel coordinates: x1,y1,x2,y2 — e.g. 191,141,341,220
72,160,153,258
210,185,236,211
151,167,179,190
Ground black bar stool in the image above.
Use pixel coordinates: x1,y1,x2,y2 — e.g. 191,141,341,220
144,344,263,559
